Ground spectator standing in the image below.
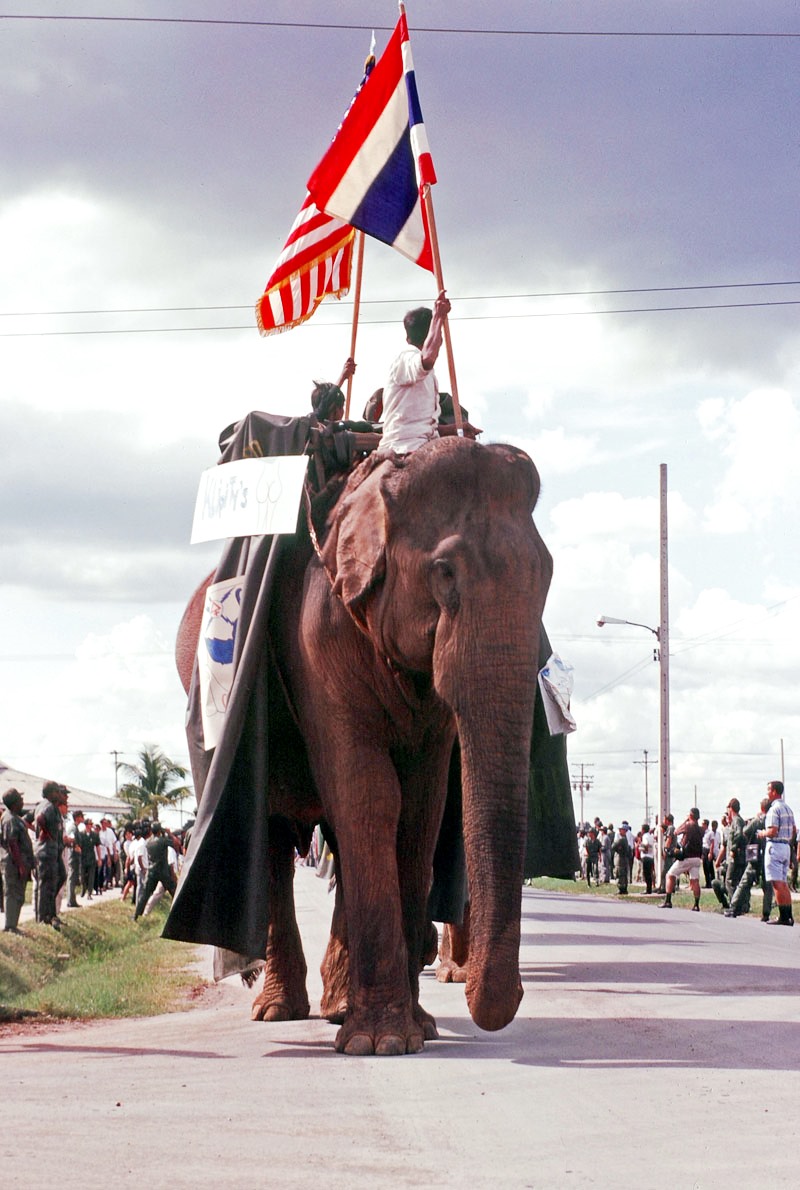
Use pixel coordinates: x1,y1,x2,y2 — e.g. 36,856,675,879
757,780,795,926
64,808,84,908
640,823,656,895
134,821,179,920
726,799,772,919
660,808,704,910
585,830,600,886
712,799,746,910
34,780,67,929
600,827,613,883
0,789,34,933
81,817,99,899
701,819,714,888
659,814,677,894
612,830,630,895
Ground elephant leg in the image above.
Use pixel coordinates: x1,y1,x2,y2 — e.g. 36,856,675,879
421,921,439,968
319,748,429,1056
436,902,471,984
394,742,455,1041
320,876,349,1024
251,819,310,1023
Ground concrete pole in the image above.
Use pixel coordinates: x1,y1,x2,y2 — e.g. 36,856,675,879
659,463,671,823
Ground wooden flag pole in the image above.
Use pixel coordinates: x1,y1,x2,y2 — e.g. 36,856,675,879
422,184,463,434
345,230,365,418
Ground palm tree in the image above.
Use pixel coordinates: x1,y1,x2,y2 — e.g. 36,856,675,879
118,744,192,821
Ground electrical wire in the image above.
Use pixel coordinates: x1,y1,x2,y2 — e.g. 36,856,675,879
1,15,798,38
3,298,799,337
3,279,799,320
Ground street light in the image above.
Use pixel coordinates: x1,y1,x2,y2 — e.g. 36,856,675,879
597,615,659,640
595,464,671,830
597,613,670,821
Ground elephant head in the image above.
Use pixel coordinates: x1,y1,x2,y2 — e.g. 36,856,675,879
320,436,552,1031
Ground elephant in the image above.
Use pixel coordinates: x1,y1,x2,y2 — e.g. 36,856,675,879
168,433,552,1055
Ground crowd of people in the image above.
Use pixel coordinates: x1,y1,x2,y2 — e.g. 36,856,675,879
576,780,797,924
0,780,193,935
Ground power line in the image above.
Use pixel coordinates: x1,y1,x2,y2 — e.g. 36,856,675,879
1,16,798,38
3,298,798,338
4,279,799,320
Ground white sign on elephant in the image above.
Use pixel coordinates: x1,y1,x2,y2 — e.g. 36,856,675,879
190,455,308,544
196,575,243,751
538,653,578,735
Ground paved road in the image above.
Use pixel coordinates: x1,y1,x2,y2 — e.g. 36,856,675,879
3,870,799,1189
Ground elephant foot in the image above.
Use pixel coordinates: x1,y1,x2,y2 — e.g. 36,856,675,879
414,1003,439,1041
250,972,310,1023
334,1007,426,1056
320,994,348,1025
320,933,349,1023
435,958,468,984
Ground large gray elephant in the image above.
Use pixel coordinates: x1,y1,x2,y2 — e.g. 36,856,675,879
168,432,552,1055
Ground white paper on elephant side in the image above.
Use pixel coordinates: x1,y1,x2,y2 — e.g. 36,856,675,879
538,652,578,735
190,455,308,544
197,575,243,751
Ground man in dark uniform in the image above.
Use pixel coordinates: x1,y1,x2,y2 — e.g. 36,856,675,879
34,780,67,929
585,829,600,886
712,798,747,910
612,830,630,895
725,799,771,919
81,817,99,899
0,788,35,933
65,809,84,908
134,820,179,920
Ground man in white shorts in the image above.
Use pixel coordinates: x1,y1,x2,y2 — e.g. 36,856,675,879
660,807,704,911
758,780,795,926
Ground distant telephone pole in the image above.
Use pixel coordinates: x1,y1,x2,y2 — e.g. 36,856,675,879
110,750,122,795
571,763,594,827
633,749,656,824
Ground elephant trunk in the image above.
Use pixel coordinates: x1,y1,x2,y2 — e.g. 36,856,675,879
446,646,536,1032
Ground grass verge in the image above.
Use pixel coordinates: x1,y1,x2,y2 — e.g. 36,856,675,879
0,900,204,1024
525,875,762,914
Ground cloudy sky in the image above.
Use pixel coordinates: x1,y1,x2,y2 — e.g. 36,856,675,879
2,0,798,829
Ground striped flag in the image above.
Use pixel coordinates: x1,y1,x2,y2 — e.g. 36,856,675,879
307,9,436,272
256,195,356,336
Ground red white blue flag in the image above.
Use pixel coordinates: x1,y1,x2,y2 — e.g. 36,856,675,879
256,195,355,336
307,8,437,272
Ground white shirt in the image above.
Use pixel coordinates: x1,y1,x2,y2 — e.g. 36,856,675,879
377,346,439,454
129,836,149,872
100,827,117,857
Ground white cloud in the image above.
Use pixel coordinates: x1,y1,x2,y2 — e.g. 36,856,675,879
702,387,800,532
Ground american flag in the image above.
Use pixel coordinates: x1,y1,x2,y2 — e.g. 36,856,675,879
307,8,436,272
256,194,355,336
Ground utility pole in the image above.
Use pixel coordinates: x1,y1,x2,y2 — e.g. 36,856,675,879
571,764,594,828
659,462,671,822
110,750,121,795
633,749,656,823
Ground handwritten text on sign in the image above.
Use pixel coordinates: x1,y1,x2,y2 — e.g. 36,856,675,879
190,455,309,544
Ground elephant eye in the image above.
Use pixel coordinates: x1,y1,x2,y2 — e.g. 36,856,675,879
432,558,455,582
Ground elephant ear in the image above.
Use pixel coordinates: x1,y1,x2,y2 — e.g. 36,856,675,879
319,466,390,613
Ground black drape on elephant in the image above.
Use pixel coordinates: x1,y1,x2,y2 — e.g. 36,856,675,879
427,625,577,924
524,625,579,880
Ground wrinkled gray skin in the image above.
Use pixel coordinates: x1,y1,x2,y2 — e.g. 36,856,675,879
250,435,552,1055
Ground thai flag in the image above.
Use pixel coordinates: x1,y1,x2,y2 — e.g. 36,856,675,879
307,9,436,272
256,195,355,336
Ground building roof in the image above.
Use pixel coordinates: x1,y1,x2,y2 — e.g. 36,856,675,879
0,760,132,819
